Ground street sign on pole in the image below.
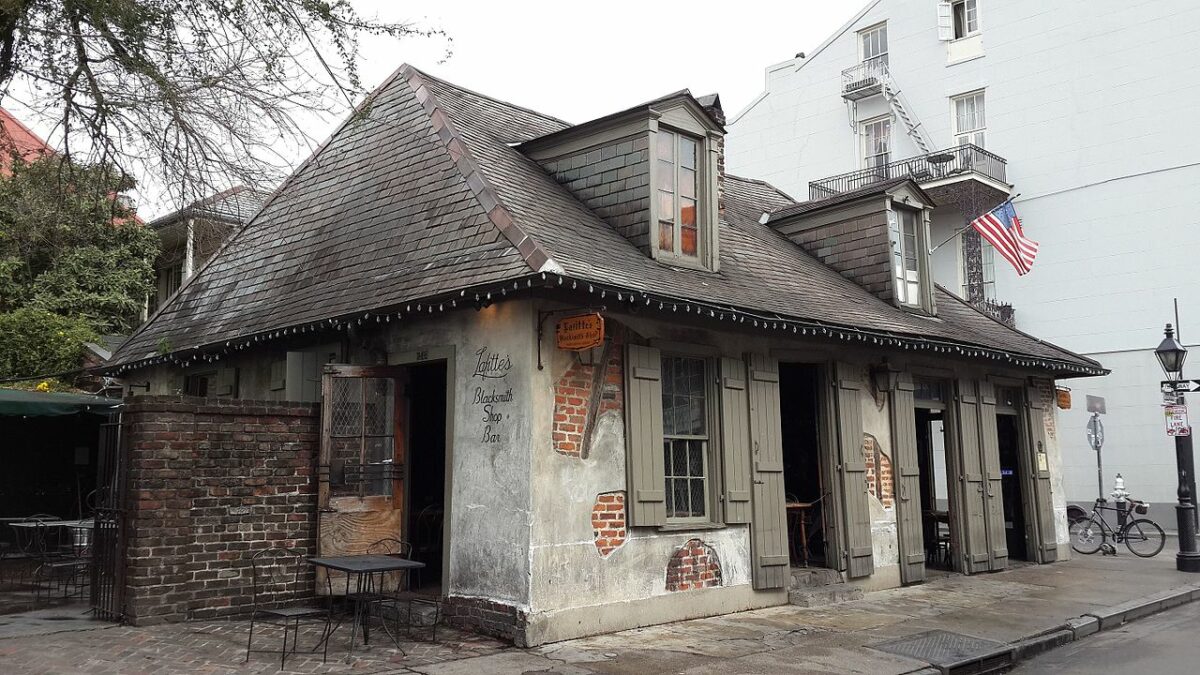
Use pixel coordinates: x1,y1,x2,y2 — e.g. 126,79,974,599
1166,405,1191,437
1086,415,1104,451
1162,380,1200,394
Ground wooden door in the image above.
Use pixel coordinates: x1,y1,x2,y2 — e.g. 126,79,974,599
952,378,991,573
746,354,790,590
1024,385,1059,563
977,381,1009,570
833,362,873,579
317,365,408,593
890,373,926,584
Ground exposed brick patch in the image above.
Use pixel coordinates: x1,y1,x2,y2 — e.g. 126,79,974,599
665,539,722,592
591,491,627,556
1037,379,1057,440
121,396,319,625
443,596,529,647
863,433,894,508
552,338,624,458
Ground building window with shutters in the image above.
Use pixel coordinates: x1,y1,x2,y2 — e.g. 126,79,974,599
953,0,979,39
888,206,933,311
661,355,712,522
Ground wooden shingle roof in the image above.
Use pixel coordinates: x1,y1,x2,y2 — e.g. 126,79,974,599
108,65,1103,377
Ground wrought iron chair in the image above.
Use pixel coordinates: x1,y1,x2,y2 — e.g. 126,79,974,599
366,538,439,642
244,547,329,668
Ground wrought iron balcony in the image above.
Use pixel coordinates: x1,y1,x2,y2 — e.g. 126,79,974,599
808,144,1008,200
973,299,1015,327
842,58,889,100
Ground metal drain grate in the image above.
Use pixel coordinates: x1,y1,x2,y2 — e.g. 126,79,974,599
872,630,1013,672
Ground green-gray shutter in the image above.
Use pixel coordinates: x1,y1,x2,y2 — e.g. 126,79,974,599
720,357,753,524
1025,384,1059,563
889,373,926,584
953,378,991,573
834,362,873,579
746,354,789,589
214,367,238,398
977,380,1009,570
286,351,323,401
625,344,666,527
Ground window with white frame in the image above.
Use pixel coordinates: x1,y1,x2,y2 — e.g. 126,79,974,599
661,355,710,521
890,207,925,307
963,240,997,300
952,90,986,147
862,117,892,170
656,129,702,260
953,0,979,39
860,22,888,66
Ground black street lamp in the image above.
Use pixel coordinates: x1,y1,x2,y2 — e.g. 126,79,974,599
1155,323,1200,572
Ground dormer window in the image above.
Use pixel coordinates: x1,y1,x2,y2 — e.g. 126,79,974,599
888,205,934,312
656,130,701,258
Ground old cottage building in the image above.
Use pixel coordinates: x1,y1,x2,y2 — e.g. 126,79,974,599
103,65,1104,645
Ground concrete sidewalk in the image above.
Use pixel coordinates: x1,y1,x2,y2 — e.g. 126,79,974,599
0,553,1196,674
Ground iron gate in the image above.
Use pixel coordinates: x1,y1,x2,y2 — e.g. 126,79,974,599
90,415,127,621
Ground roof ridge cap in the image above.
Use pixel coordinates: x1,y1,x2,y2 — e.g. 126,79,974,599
409,66,573,129
401,65,562,275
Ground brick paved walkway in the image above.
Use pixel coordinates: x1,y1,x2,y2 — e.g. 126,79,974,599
0,617,508,674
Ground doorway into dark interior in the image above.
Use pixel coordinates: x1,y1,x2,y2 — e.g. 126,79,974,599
996,412,1028,561
779,363,828,568
915,405,954,572
405,362,448,594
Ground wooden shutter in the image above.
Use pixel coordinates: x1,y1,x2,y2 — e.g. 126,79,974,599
720,357,753,524
625,344,666,527
889,373,926,584
953,378,991,573
834,362,873,579
937,0,954,40
1025,384,1059,563
977,381,1009,570
286,351,323,402
214,367,238,398
746,354,789,589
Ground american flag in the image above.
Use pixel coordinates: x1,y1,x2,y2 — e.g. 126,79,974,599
970,200,1039,275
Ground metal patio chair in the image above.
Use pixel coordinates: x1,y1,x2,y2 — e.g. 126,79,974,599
244,547,329,668
366,538,439,642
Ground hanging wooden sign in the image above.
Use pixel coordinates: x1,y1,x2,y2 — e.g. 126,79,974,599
1055,387,1071,410
556,313,605,351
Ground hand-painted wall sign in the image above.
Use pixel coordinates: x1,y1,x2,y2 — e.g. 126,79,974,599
556,313,605,351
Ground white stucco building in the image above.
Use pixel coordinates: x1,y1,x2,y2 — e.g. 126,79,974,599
728,0,1200,505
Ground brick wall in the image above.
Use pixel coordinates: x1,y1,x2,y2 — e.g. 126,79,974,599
539,138,651,252
782,212,893,300
665,538,722,592
443,596,529,647
591,491,626,557
552,338,624,458
121,396,319,625
863,433,894,508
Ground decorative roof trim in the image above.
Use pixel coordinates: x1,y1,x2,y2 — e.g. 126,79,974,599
402,65,561,275
102,272,1107,379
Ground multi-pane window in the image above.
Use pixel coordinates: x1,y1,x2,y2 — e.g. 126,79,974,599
329,377,396,498
953,91,986,147
953,0,979,38
890,208,923,306
863,118,892,170
656,130,701,259
860,23,888,66
661,356,709,520
961,240,997,301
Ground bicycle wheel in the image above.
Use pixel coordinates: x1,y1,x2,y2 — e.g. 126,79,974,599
1123,519,1166,557
1070,516,1103,554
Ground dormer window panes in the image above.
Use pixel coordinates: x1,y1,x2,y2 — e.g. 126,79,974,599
890,207,926,308
656,129,701,259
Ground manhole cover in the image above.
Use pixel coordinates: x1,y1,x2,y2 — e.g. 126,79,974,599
871,630,1008,667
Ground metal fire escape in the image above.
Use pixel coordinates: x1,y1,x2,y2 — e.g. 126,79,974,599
841,59,933,154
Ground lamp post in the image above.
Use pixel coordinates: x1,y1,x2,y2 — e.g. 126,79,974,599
1155,323,1200,572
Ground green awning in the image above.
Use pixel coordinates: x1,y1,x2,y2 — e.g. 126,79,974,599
0,389,122,417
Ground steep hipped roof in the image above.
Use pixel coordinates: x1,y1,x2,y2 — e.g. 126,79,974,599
108,65,1103,377
148,186,269,229
0,107,53,172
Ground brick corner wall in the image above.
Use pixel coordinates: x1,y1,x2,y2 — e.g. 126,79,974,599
121,395,320,625
443,596,530,647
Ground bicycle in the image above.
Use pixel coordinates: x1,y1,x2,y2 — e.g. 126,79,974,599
1069,498,1166,557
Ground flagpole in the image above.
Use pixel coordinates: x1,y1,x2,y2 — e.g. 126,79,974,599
927,193,1021,253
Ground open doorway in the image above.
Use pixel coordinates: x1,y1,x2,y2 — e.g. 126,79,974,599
915,391,955,573
996,405,1029,561
779,363,828,568
405,362,448,595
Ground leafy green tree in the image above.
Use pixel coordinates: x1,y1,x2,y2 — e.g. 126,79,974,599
0,307,97,379
0,155,157,342
0,1,444,205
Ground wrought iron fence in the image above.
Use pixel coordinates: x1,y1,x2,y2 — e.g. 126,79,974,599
91,416,127,621
974,299,1016,327
808,144,1007,199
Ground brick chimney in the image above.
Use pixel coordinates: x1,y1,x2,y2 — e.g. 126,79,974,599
698,94,726,217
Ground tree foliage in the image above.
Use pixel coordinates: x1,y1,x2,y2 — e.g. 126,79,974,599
0,154,157,339
0,1,442,207
0,307,97,379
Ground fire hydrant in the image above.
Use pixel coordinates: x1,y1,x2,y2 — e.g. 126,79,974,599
1112,473,1130,529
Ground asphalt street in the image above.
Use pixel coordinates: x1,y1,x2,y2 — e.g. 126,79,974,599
1010,600,1200,674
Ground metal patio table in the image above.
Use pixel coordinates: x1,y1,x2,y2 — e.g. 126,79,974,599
307,554,425,659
